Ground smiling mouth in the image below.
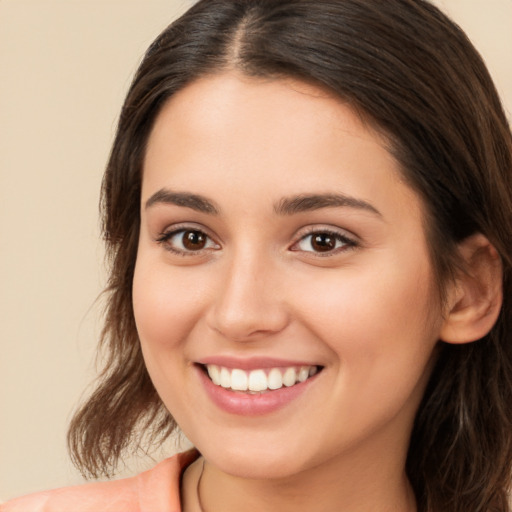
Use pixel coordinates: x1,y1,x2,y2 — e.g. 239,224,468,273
201,364,322,393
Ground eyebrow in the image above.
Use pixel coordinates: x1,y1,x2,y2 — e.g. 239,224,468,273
145,189,381,218
274,193,381,217
145,189,219,214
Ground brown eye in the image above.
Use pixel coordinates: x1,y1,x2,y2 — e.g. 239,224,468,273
292,230,356,255
157,227,220,254
310,233,337,252
182,230,207,250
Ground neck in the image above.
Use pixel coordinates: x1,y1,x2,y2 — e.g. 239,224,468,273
189,444,416,512
181,399,422,512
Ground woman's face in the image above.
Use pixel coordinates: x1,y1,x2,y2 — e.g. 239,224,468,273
133,73,445,479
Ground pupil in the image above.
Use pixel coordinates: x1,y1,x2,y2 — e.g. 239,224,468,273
183,230,206,250
312,233,335,252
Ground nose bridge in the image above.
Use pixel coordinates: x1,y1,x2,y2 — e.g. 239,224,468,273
207,244,288,341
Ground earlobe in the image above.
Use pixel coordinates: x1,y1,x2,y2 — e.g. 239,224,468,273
440,234,503,344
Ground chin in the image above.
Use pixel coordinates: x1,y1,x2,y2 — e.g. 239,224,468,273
196,436,313,480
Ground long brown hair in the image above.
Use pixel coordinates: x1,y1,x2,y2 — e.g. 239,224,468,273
68,1,512,510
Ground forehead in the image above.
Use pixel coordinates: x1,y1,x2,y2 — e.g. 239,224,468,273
142,72,420,222
147,73,387,156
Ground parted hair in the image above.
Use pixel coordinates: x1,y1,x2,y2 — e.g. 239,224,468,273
68,1,512,510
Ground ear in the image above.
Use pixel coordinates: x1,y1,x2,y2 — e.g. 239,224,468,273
440,234,503,344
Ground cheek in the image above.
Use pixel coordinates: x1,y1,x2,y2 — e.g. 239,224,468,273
291,252,441,374
132,257,208,356
298,263,440,432
132,256,211,417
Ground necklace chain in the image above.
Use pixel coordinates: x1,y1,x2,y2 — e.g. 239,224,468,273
196,458,206,512
194,457,416,512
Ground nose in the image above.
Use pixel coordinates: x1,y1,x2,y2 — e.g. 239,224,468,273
206,250,289,342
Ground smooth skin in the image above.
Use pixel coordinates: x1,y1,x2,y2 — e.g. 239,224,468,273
133,72,502,512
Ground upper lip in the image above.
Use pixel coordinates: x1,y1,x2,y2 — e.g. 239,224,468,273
197,356,322,371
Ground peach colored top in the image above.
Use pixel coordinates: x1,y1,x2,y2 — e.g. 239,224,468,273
1,450,200,512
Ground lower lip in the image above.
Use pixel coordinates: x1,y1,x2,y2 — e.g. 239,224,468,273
197,366,319,416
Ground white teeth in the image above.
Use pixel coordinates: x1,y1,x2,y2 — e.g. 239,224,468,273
282,367,297,387
248,369,267,392
267,368,283,390
298,366,309,383
220,367,231,388
231,369,248,391
207,364,221,385
205,364,319,392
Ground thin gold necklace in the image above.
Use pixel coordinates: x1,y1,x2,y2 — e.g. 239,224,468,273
196,458,206,512
195,459,417,512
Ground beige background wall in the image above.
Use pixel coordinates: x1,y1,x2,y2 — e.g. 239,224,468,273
1,0,511,502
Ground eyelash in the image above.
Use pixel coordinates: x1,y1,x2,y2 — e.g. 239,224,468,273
290,228,358,256
155,226,358,257
155,226,219,256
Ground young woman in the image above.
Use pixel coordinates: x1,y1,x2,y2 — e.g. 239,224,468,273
3,1,512,511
